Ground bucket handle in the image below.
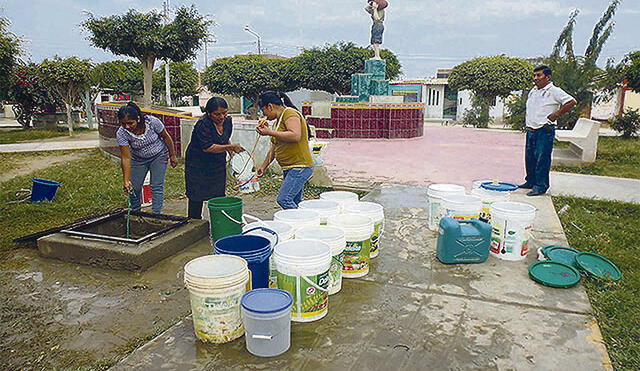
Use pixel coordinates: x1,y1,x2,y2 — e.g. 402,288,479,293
241,213,263,226
251,334,273,340
221,210,243,225
243,226,279,247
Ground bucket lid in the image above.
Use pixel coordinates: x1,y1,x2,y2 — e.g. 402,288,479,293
575,252,622,280
327,213,372,229
295,226,345,251
184,254,247,279
480,182,518,192
319,191,359,202
542,245,580,269
427,183,465,197
528,261,581,288
299,199,341,214
241,288,293,314
343,201,384,215
230,151,254,176
243,220,294,239
274,209,321,222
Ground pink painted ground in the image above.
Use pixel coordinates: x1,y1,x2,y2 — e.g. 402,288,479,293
322,126,526,187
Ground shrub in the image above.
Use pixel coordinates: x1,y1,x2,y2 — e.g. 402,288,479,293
611,109,640,138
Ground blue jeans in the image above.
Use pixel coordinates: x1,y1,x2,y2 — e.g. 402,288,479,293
277,167,314,209
524,125,555,193
130,151,169,214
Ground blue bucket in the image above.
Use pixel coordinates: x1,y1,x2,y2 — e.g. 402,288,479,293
214,229,277,289
31,178,61,202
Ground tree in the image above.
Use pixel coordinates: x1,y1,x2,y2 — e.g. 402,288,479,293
7,64,60,128
625,51,640,92
83,6,210,105
203,55,294,118
0,17,22,100
38,57,93,136
93,60,143,96
153,61,199,106
293,42,402,95
546,1,620,128
449,55,533,127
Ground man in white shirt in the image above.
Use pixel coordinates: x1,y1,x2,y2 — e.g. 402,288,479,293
519,65,577,196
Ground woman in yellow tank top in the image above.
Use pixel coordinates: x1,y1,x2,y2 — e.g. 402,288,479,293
256,91,314,209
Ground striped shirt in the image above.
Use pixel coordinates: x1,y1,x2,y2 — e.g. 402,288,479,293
116,115,167,160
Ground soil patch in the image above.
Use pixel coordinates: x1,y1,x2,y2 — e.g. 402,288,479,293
0,151,89,183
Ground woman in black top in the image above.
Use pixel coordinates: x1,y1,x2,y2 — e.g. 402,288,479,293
185,97,244,219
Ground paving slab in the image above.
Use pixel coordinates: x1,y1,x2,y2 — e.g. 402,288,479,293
113,186,610,370
0,139,99,153
550,172,640,204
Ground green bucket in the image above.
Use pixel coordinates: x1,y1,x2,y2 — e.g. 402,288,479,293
208,197,243,242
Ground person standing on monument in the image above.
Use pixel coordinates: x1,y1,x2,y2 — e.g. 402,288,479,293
518,65,576,196
364,0,386,60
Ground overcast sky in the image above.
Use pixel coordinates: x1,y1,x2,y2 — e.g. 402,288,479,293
2,0,639,78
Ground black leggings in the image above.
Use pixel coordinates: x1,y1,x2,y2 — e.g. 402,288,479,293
188,199,204,219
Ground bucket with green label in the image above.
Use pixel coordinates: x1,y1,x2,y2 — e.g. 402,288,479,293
295,226,346,295
273,240,332,322
328,214,374,278
343,201,385,259
489,202,536,261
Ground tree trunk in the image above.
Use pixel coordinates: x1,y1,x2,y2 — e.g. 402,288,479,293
83,92,94,130
65,102,74,136
141,56,156,106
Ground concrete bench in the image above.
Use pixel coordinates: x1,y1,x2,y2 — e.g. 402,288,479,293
552,118,600,166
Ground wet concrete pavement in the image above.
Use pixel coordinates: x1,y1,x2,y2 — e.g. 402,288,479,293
113,187,611,370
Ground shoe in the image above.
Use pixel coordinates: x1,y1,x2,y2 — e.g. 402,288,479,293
518,183,533,189
527,190,546,196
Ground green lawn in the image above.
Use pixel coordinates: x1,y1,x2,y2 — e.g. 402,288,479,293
0,127,92,144
553,196,640,370
553,137,640,179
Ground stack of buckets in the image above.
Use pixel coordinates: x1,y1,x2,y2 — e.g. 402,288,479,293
428,181,536,262
183,191,386,355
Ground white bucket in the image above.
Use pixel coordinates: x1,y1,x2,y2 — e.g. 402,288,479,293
342,201,385,259
231,152,260,193
327,214,374,278
443,194,482,221
319,191,359,211
427,184,466,231
243,220,295,288
184,254,251,343
274,240,332,322
295,226,346,295
299,199,341,225
273,209,321,232
471,188,510,222
472,179,493,189
489,202,537,261
240,289,293,357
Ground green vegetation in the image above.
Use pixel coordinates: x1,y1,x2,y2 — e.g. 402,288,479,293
0,128,71,144
553,136,640,179
553,196,640,370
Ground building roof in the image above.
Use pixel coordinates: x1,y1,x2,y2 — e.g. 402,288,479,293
390,78,449,86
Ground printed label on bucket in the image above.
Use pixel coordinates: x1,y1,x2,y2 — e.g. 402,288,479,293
276,270,329,319
370,222,383,258
190,291,245,343
343,239,371,275
479,206,491,222
490,221,532,258
330,252,343,291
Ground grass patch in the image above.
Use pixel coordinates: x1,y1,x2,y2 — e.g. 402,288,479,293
0,127,92,144
553,196,640,370
553,137,640,179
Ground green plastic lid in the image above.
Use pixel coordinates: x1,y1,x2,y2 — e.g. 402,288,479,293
575,252,622,281
529,261,581,288
543,245,580,269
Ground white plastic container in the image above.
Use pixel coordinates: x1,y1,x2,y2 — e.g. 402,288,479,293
273,240,332,322
472,179,493,190
241,288,293,357
299,199,341,225
342,201,385,259
443,194,482,221
295,226,346,295
319,191,359,211
231,151,260,193
274,209,321,232
489,202,537,261
184,255,250,343
427,184,466,231
471,188,511,222
243,220,295,288
327,214,374,278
